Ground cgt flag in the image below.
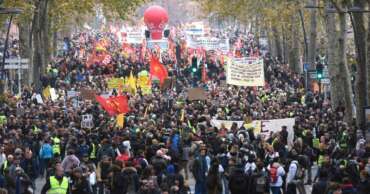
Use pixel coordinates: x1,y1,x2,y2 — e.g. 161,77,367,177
96,95,130,116
150,56,168,85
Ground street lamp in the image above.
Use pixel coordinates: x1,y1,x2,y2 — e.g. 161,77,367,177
0,5,22,93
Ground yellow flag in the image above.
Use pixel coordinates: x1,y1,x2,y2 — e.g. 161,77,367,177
42,86,51,99
127,71,137,95
116,114,124,128
180,109,185,122
137,75,152,95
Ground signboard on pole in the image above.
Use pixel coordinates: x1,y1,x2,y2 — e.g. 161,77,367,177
226,57,265,86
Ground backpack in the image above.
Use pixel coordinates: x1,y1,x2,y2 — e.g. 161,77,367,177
269,166,278,183
255,169,267,192
294,162,305,180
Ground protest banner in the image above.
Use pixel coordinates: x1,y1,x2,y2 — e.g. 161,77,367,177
137,75,152,95
185,21,204,36
126,31,144,44
187,88,207,101
80,89,96,101
260,118,295,146
147,39,169,51
107,78,125,89
211,118,295,146
226,57,265,86
197,37,220,51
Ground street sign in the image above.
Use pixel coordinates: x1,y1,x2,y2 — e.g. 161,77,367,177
5,58,29,64
303,63,309,72
4,57,30,94
308,68,329,79
4,64,29,69
321,78,330,84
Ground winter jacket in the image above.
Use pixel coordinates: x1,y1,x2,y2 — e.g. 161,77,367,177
39,143,53,159
228,167,247,194
312,179,328,194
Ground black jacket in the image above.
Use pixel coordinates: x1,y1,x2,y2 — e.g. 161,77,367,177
228,168,247,194
312,179,328,194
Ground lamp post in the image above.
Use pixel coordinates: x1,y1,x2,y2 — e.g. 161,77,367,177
0,6,22,93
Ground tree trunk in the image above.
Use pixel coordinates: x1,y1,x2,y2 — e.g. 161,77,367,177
352,0,367,130
18,22,32,85
308,0,318,66
272,26,283,61
338,11,354,123
32,0,49,90
325,4,353,124
289,15,301,73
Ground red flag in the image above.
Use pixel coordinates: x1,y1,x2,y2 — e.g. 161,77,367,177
150,56,168,84
96,95,130,116
109,95,130,114
96,95,116,116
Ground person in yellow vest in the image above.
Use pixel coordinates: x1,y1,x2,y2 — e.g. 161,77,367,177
41,165,69,194
52,136,61,156
1,154,14,175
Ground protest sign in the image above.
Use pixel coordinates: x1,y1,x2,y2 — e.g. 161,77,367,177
107,78,125,89
50,88,58,101
126,31,144,44
187,88,207,101
67,91,79,98
81,114,94,129
35,94,43,104
226,57,265,86
80,89,96,101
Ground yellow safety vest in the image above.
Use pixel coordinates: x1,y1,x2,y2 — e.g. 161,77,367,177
3,160,8,170
49,176,68,194
33,126,41,134
52,137,61,155
90,143,96,159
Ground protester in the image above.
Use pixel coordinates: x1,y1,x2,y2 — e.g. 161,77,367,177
0,27,367,194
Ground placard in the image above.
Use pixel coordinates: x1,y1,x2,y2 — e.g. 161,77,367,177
187,88,207,101
80,89,96,101
226,57,265,86
81,114,94,129
126,31,144,44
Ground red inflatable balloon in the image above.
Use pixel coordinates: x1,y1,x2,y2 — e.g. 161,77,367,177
144,5,169,40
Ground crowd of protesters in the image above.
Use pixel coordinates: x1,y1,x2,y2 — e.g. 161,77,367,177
0,28,369,194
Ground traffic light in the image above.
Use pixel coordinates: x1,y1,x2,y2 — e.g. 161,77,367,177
316,63,324,80
191,56,198,73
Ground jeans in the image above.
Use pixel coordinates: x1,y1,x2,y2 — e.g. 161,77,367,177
39,158,50,177
271,186,282,194
195,180,207,194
